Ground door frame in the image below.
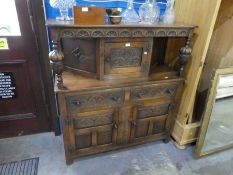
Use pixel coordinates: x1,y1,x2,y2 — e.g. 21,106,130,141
28,0,59,135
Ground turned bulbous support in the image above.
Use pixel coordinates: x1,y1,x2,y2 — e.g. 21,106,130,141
49,41,65,89
176,34,193,76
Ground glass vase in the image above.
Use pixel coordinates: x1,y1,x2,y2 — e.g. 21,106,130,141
139,0,160,24
121,0,140,23
50,0,76,20
163,0,175,24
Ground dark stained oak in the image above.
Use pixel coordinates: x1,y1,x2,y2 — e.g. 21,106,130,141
47,21,195,165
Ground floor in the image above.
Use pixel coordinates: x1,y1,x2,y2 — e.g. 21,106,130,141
0,132,233,175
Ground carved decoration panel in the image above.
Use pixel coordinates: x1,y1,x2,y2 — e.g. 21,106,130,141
110,48,142,68
66,90,124,110
74,112,114,129
58,28,193,38
62,38,97,73
131,84,178,100
137,104,169,119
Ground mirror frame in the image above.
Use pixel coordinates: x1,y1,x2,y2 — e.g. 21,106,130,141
195,67,233,158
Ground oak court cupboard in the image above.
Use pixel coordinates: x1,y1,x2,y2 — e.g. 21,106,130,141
47,19,196,164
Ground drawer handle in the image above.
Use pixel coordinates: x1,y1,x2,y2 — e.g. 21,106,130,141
73,100,82,106
136,92,144,98
111,96,121,102
165,88,175,95
130,121,137,127
113,123,118,129
105,57,111,63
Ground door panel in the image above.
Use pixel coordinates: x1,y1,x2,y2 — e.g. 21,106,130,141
67,108,119,155
130,102,170,142
0,0,50,137
104,41,149,75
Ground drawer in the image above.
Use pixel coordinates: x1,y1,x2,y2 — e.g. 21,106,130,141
66,89,124,111
73,109,115,129
130,83,178,101
137,103,170,119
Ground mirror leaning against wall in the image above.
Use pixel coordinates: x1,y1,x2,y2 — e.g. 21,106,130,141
195,67,233,157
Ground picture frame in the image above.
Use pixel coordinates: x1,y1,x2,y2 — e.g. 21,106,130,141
195,67,233,157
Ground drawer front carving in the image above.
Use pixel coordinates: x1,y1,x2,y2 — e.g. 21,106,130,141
74,112,114,129
131,83,178,100
137,103,170,119
66,89,124,111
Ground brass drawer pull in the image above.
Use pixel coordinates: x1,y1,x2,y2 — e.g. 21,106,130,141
105,57,111,63
130,121,137,127
113,123,118,129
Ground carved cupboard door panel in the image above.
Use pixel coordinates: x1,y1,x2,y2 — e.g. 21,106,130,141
130,102,171,142
103,38,153,78
62,38,98,77
66,108,119,156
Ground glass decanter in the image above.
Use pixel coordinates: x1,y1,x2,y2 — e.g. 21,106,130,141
121,0,140,23
50,0,76,20
163,0,175,24
139,0,160,24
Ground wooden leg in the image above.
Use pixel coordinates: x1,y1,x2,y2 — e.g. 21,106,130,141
163,129,171,144
163,137,170,144
66,157,74,165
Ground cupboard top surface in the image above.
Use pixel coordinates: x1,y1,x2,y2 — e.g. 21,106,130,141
46,19,196,29
55,66,183,93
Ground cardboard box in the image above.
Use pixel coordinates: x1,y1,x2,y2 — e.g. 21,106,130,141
73,6,106,25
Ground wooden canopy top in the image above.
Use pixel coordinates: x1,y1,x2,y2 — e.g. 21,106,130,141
46,19,197,38
46,19,196,29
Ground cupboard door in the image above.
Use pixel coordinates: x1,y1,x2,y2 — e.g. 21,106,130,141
103,38,152,78
62,38,98,77
130,103,170,142
67,108,119,156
